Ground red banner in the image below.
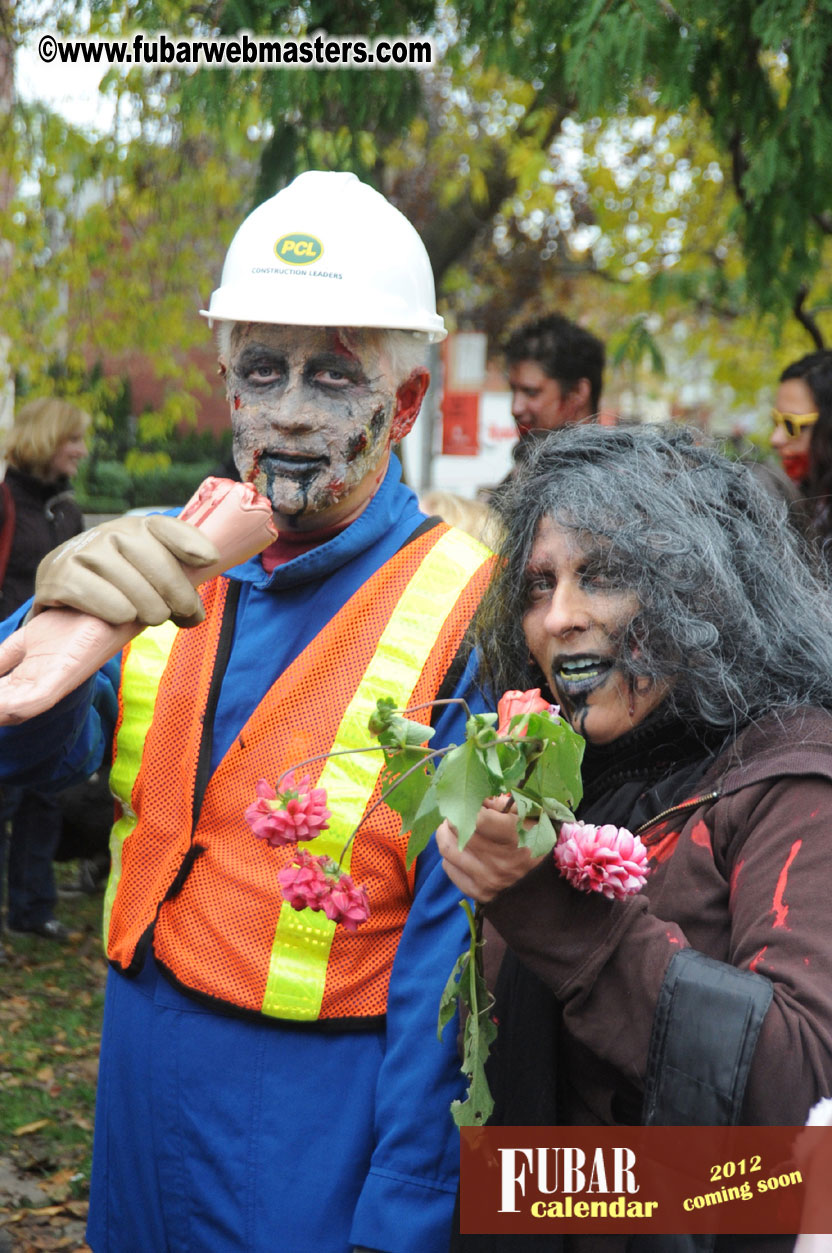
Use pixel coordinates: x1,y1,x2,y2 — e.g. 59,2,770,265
441,392,480,455
460,1126,832,1235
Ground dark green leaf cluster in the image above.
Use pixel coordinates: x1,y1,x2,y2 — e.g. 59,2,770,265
453,0,832,315
368,698,584,865
437,901,498,1127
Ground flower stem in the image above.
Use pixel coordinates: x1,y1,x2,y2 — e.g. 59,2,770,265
336,743,457,868
402,697,473,721
275,744,388,790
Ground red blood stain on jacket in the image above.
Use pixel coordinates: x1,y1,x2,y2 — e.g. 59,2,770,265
772,839,802,929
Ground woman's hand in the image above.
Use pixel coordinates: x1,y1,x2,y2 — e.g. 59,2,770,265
435,796,547,903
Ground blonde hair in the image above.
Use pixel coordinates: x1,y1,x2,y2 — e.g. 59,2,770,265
418,489,499,546
5,397,91,479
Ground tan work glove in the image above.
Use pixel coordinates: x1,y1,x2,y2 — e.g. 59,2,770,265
34,515,221,628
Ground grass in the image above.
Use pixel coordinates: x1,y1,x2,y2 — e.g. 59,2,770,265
0,871,107,1227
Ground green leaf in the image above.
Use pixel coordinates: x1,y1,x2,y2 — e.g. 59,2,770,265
383,769,434,838
517,808,558,857
404,788,443,868
432,740,496,848
524,709,576,743
465,712,498,739
368,698,435,750
449,923,498,1128
437,950,469,1040
482,743,507,790
524,735,584,810
382,714,436,750
451,1008,498,1127
495,741,527,789
380,748,434,815
367,696,397,735
510,789,537,822
541,797,577,825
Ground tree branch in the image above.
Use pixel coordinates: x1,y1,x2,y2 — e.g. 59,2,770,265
420,97,574,283
793,286,825,350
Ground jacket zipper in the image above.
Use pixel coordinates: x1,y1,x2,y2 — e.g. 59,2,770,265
635,789,720,839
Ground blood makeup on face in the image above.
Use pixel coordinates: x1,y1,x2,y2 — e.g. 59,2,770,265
225,324,399,527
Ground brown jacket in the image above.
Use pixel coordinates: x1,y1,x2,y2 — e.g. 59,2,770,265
486,706,832,1130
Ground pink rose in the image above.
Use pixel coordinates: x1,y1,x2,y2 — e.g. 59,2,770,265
245,772,331,846
496,688,556,737
554,820,650,901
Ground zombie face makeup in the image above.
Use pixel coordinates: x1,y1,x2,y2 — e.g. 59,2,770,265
522,517,668,745
224,323,417,530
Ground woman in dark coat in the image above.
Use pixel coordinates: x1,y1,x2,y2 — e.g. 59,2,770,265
441,424,832,1253
1,397,89,941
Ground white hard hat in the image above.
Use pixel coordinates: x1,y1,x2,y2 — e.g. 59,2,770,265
201,170,446,342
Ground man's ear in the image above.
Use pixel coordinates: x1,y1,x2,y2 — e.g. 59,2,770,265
390,369,430,442
567,377,593,417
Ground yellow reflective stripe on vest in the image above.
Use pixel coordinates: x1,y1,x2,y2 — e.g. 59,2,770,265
102,621,179,946
261,527,491,1020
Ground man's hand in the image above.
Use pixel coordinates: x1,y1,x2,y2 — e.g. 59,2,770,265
34,515,220,628
435,796,545,903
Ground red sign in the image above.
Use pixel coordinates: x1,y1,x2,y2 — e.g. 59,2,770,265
441,392,480,456
460,1125,832,1235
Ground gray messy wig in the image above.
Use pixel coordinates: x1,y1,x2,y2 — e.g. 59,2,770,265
474,422,832,731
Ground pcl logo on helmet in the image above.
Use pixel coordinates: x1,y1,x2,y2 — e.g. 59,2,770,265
275,233,323,266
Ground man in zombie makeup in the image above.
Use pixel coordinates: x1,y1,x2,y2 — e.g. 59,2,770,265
0,172,494,1253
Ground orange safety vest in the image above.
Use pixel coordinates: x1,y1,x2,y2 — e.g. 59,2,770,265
105,523,493,1025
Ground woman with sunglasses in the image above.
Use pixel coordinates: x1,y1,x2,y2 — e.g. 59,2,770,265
771,350,832,554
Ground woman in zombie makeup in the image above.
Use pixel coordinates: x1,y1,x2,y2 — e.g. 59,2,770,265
771,350,832,559
441,423,832,1253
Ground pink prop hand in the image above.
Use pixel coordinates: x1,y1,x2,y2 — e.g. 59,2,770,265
0,478,276,725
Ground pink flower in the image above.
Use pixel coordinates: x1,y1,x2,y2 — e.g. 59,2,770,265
322,872,371,934
245,773,331,847
554,820,650,901
497,688,556,737
277,850,332,910
278,852,372,933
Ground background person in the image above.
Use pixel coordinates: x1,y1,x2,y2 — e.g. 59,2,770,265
480,313,607,502
505,313,605,442
771,349,832,558
440,424,832,1253
0,396,89,943
0,171,494,1253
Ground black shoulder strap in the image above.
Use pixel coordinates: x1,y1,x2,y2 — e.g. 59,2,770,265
642,947,773,1126
397,514,444,550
